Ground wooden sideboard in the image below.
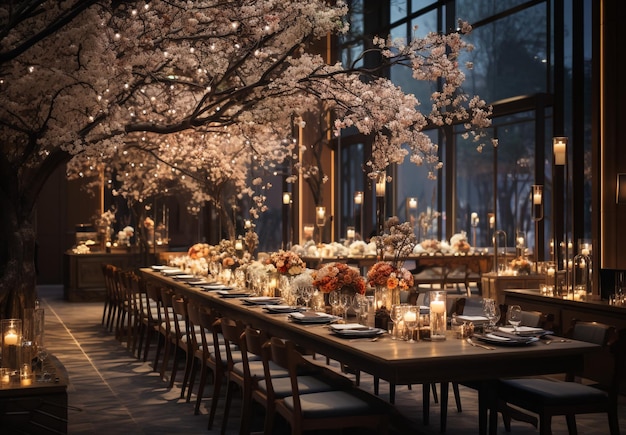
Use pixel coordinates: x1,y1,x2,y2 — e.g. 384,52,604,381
481,272,546,304
0,355,68,434
63,251,144,301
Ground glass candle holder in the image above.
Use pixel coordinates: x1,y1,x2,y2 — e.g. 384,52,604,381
1,319,23,373
429,291,447,341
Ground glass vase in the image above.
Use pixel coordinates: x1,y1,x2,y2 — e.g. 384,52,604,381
429,291,447,341
1,319,22,373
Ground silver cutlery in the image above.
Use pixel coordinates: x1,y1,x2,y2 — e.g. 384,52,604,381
466,337,495,350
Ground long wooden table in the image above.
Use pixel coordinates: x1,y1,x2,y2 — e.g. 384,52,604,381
141,269,599,434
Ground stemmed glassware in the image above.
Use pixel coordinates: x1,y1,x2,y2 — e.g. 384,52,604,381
339,294,353,321
507,304,523,332
300,286,315,309
482,298,501,332
390,304,404,340
328,290,341,316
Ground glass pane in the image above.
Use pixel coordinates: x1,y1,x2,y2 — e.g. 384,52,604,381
391,0,408,24
458,3,548,103
340,143,365,240
412,0,439,14
456,0,535,23
455,112,537,250
395,130,440,242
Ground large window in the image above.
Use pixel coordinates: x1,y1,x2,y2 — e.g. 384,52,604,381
338,0,593,259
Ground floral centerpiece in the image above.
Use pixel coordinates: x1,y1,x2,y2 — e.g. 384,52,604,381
450,231,471,254
369,217,417,306
509,256,532,275
312,262,366,295
266,250,306,276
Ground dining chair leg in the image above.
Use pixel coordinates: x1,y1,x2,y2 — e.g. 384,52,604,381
452,382,462,412
422,383,430,425
221,381,234,435
194,363,208,415
208,372,223,430
440,381,449,432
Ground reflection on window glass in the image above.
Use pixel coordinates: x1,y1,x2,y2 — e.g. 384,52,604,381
457,0,532,23
391,0,408,24
458,4,547,103
396,131,441,242
454,112,538,249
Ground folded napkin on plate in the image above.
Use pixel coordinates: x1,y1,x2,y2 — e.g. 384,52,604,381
498,326,550,336
487,332,537,342
263,305,304,313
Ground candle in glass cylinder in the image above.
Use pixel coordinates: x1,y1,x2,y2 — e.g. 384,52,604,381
429,291,447,341
4,331,18,346
430,300,445,314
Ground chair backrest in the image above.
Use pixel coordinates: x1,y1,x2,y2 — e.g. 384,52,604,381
520,310,543,327
219,317,245,371
171,294,189,340
567,320,621,390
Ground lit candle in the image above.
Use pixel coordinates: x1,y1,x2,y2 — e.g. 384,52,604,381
303,224,314,239
489,215,495,229
430,300,446,314
316,207,325,220
354,191,363,205
533,192,542,205
283,192,291,205
517,237,525,247
553,137,567,165
4,331,18,346
581,248,590,256
408,198,417,209
235,240,243,251
347,228,355,239
547,267,555,277
244,219,252,229
375,174,386,197
404,310,417,322
471,212,478,226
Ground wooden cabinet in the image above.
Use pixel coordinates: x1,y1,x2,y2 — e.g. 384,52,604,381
63,251,143,301
481,272,546,304
0,355,68,434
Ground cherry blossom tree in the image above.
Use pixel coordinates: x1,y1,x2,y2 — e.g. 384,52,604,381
0,0,490,318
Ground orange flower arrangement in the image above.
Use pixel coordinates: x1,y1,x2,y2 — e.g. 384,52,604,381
266,250,306,276
312,262,366,294
367,261,414,290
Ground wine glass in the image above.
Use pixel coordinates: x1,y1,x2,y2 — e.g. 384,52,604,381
300,286,315,309
507,304,523,332
328,290,341,316
339,294,353,321
351,294,365,325
482,298,501,332
390,304,404,340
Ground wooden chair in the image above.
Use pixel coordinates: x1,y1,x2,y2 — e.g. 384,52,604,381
267,336,390,435
218,317,279,435
141,281,163,364
250,326,337,435
168,293,191,391
100,264,117,329
497,321,624,435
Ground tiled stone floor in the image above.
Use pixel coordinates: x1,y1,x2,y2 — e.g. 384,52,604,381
39,285,624,434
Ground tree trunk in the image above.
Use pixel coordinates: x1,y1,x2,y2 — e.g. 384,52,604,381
0,209,37,319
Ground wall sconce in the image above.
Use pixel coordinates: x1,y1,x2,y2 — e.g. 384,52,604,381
617,174,626,204
354,191,363,205
553,137,568,166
